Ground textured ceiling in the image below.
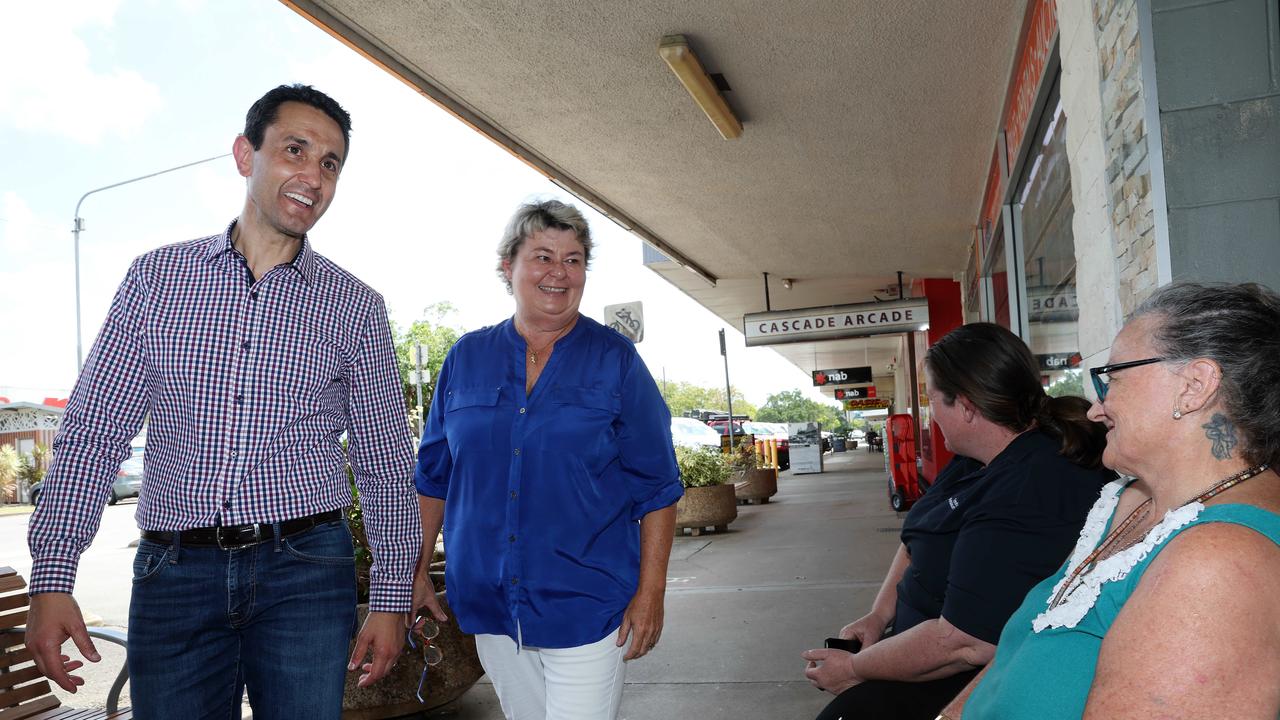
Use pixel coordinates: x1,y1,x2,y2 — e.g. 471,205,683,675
286,0,1027,388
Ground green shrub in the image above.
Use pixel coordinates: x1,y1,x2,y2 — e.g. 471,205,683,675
675,446,732,488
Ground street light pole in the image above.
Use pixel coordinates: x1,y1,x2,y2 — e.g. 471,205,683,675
73,152,232,370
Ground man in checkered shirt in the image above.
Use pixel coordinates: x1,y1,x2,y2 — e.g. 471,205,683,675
24,85,422,719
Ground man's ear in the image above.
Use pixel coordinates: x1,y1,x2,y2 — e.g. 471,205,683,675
232,135,254,179
1177,358,1223,416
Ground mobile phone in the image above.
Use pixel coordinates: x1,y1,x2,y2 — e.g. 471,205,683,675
824,637,861,653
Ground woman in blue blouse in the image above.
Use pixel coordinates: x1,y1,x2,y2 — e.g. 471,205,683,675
411,200,683,719
938,283,1280,719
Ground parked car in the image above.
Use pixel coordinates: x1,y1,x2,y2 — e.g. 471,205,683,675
31,454,143,506
671,417,723,450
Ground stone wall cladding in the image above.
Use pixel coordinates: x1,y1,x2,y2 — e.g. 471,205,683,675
1094,0,1158,318
1059,0,1121,368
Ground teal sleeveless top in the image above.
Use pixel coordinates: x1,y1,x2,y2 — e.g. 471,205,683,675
965,487,1280,719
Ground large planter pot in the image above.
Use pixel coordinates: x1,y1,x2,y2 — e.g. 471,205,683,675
675,483,738,536
342,592,485,719
733,467,778,505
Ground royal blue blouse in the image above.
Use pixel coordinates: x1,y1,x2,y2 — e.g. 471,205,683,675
415,315,682,648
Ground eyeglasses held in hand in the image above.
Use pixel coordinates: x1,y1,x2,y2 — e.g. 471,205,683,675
406,617,444,704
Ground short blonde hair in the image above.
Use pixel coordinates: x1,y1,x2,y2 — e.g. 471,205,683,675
496,200,593,293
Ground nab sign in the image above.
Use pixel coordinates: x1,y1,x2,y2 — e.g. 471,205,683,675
812,367,873,387
834,386,876,400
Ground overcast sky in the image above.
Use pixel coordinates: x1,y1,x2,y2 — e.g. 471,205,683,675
0,0,839,409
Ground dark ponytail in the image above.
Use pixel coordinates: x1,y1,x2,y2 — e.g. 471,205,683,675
925,323,1107,468
1033,394,1108,469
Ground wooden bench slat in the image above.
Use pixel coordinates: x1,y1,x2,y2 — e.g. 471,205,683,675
0,577,27,594
0,611,29,631
0,648,35,670
0,569,16,581
0,666,43,692
0,596,28,613
0,680,54,711
0,695,60,720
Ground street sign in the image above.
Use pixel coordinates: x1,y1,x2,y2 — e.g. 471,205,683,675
743,298,929,347
834,386,876,400
605,301,644,342
812,366,873,387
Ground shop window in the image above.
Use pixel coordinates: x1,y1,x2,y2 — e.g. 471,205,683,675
1014,79,1083,397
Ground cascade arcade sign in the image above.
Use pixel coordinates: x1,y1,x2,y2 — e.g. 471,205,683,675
743,299,930,347
812,367,873,387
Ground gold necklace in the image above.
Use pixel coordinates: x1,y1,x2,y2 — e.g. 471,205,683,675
522,323,573,365
1050,463,1270,609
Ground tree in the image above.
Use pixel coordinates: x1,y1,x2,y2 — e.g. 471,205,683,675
659,379,757,419
1047,369,1085,399
756,389,844,430
392,303,465,429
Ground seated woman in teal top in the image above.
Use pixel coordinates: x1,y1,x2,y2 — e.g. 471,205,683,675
940,282,1280,720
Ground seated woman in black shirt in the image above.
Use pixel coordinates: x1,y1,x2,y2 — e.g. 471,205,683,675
803,323,1112,720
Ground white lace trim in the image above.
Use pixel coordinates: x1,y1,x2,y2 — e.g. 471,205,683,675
1032,479,1205,632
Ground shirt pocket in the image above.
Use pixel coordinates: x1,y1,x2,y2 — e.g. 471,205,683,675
444,386,503,451
547,386,621,466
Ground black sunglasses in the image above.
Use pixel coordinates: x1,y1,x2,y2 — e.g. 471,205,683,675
1090,357,1165,400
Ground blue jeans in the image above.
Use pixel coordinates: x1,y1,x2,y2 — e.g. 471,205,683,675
127,519,358,720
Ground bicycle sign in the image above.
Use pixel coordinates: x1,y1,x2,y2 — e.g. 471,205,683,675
604,301,644,343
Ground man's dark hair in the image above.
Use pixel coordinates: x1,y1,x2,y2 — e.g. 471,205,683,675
243,84,352,153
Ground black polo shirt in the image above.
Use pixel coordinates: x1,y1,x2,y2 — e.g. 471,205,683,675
893,430,1111,644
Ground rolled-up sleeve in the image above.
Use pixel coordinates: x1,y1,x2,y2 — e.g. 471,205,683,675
346,298,421,613
614,352,682,520
414,350,454,500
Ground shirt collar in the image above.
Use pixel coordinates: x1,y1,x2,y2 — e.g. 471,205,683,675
203,219,317,286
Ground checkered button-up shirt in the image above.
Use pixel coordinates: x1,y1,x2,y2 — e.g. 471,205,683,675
28,222,421,612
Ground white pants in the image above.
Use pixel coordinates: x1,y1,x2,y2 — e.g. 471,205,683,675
474,628,627,720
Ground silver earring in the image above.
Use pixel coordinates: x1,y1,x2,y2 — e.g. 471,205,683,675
1172,409,1183,420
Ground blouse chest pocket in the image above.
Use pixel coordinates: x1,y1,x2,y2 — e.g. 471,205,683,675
444,386,503,451
549,386,621,415
545,386,620,456
446,387,502,412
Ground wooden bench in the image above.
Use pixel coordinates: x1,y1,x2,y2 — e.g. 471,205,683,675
0,567,131,719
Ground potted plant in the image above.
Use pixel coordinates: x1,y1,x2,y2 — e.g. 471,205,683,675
341,481,484,719
729,441,778,505
674,446,738,536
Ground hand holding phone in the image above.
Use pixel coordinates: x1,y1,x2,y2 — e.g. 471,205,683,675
824,637,861,653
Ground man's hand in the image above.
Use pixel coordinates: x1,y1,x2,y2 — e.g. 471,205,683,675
802,648,862,696
348,611,406,688
616,586,664,661
26,593,100,693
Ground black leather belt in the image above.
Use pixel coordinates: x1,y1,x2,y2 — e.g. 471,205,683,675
141,509,343,550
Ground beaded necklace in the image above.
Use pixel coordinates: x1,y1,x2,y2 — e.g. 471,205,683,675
1048,463,1270,610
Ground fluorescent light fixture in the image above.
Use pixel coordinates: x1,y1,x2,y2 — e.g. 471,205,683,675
659,34,742,140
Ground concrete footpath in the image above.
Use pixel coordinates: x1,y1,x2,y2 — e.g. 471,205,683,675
432,449,902,719
25,449,901,718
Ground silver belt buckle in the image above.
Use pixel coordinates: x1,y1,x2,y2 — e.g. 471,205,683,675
216,523,265,550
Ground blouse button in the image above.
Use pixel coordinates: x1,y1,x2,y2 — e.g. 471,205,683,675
513,448,521,456
519,407,526,414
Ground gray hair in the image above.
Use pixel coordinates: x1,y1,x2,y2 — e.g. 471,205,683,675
496,200,593,293
1132,282,1280,467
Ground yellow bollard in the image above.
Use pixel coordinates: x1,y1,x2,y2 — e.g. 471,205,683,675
768,438,779,469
